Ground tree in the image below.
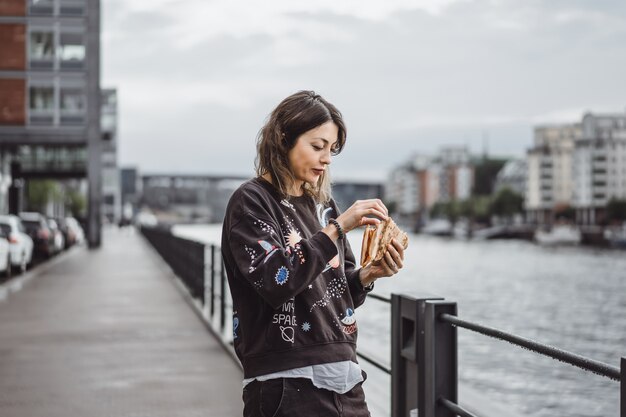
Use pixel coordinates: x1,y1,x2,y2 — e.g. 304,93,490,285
606,198,626,223
66,190,86,217
27,180,61,212
460,196,492,225
472,158,508,196
430,200,461,224
490,188,524,219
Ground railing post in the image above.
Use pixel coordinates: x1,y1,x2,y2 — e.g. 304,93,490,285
220,259,226,332
619,358,626,417
199,243,205,304
391,294,443,417
210,245,215,318
422,300,457,417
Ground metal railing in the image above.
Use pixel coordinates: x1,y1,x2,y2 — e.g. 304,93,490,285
140,227,625,417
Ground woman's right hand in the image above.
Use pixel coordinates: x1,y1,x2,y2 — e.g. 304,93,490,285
336,199,388,233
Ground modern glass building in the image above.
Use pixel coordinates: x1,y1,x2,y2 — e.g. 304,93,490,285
0,0,102,247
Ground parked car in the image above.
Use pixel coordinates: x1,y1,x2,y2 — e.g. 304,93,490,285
0,227,12,277
53,217,74,249
19,212,56,258
66,217,85,245
0,215,34,273
47,219,65,253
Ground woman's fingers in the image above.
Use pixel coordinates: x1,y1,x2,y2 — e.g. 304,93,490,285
390,238,405,261
368,208,388,220
384,251,398,274
386,242,403,269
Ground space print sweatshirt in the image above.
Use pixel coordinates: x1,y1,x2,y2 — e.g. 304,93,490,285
221,177,371,379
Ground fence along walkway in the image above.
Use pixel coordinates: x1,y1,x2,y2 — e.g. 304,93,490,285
0,227,243,417
141,226,625,417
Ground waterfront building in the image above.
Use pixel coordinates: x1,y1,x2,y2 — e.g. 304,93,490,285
495,159,527,197
386,147,473,225
386,155,436,225
101,88,120,224
526,124,580,224
0,0,102,246
573,111,626,225
437,146,473,202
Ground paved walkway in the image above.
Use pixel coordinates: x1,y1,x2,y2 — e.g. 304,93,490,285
0,227,243,417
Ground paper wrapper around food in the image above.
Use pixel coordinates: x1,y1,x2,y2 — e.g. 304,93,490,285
360,217,409,267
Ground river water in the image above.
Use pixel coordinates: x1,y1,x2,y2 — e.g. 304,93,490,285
172,224,625,417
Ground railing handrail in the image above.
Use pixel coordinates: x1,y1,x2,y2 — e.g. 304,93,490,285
142,227,624,417
439,312,621,381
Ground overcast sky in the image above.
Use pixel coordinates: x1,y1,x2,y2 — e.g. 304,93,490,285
102,0,626,181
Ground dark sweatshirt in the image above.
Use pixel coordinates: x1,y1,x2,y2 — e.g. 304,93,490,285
221,177,371,379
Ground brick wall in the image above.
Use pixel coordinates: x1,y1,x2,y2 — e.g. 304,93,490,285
0,0,26,17
0,79,26,125
0,24,26,70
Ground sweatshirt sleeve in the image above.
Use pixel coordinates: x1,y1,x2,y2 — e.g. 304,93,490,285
227,211,338,309
343,235,370,309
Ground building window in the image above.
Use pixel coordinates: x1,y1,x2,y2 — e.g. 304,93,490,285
29,86,54,111
28,0,54,15
59,33,85,70
60,88,85,111
60,88,86,125
29,32,55,69
28,86,55,125
59,0,86,16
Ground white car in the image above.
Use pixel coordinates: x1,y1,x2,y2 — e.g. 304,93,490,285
0,227,13,277
47,219,65,253
0,215,34,274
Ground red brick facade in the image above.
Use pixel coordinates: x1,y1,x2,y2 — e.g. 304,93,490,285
0,0,26,16
0,24,26,70
0,79,26,125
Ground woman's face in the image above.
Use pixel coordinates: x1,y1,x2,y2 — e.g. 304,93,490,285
287,121,338,193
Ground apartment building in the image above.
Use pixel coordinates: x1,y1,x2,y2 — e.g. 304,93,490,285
438,146,473,202
386,147,473,224
0,0,102,246
101,88,120,224
526,124,580,224
573,112,626,225
495,159,527,196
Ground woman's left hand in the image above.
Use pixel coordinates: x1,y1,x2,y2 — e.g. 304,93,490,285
359,238,405,287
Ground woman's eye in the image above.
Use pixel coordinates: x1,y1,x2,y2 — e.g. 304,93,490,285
312,145,323,151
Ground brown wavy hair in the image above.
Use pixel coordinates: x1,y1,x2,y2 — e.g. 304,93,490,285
255,90,347,203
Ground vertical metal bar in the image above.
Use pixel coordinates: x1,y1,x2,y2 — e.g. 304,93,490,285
199,243,206,304
391,294,443,417
619,358,626,417
423,300,457,417
220,258,226,332
391,294,402,417
210,245,215,318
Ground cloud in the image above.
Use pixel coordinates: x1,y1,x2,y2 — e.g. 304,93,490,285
102,0,626,180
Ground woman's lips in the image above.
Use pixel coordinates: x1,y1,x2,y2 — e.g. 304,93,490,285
312,169,324,175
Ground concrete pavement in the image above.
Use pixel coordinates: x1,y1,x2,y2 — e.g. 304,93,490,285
0,227,243,417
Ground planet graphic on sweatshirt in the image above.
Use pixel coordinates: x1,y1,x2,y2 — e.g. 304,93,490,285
341,308,357,335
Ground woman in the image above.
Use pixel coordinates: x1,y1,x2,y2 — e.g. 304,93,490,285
221,90,405,416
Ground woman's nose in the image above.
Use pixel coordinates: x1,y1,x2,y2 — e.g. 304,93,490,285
320,150,331,164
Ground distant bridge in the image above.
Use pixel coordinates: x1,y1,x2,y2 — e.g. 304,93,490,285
139,173,383,223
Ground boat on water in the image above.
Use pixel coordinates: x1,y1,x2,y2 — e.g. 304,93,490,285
420,219,453,236
603,224,626,248
534,225,582,245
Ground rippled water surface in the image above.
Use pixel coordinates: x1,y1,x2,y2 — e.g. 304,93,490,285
173,224,626,417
